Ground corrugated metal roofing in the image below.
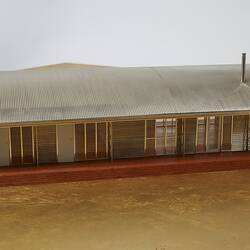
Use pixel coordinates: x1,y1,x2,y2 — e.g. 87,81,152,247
0,63,250,124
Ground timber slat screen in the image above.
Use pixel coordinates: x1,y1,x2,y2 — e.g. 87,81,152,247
10,126,34,165
37,125,57,164
112,121,145,159
97,123,107,158
222,116,232,151
248,116,250,151
86,123,96,159
166,118,177,154
184,118,197,154
145,120,155,156
22,127,34,164
155,119,165,155
176,118,183,154
10,127,22,165
75,122,108,161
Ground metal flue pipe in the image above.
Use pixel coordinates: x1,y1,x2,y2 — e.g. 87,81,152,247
241,53,246,83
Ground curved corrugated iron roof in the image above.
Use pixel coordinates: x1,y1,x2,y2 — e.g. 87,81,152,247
0,63,249,124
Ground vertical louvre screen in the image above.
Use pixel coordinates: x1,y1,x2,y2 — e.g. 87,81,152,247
33,127,37,164
75,124,85,161
232,115,247,151
146,120,155,138
176,118,183,154
222,116,232,151
146,120,155,156
37,125,57,164
156,119,165,155
10,127,22,165
22,127,33,164
166,119,176,154
197,117,206,153
75,122,108,161
207,116,220,152
248,116,250,151
184,118,197,154
112,121,145,159
97,123,107,158
86,123,96,159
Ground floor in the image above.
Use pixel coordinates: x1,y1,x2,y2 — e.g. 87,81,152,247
1,152,250,186
1,170,250,250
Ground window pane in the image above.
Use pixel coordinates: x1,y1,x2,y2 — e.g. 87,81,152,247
156,138,165,155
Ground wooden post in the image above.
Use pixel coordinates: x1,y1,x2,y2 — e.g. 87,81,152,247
20,127,24,165
109,122,113,160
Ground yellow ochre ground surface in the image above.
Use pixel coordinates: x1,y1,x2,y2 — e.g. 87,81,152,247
1,170,250,250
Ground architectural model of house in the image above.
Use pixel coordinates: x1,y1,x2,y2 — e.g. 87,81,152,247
0,54,249,168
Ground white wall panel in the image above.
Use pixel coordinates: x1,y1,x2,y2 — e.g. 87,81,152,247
0,128,10,166
57,124,74,163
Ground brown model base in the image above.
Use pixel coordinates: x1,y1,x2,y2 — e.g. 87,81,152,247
1,152,250,187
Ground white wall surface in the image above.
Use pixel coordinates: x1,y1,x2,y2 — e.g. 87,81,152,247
57,124,74,163
0,128,10,166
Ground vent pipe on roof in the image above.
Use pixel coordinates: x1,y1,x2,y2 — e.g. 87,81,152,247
241,53,246,83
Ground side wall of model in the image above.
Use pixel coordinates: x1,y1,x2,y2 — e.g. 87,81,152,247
0,114,249,166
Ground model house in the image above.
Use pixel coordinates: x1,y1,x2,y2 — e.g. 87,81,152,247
0,54,249,167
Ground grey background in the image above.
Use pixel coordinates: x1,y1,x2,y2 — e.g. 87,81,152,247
0,0,249,70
